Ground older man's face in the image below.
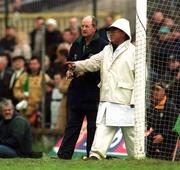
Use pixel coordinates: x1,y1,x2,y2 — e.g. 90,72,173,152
81,18,96,38
1,105,14,120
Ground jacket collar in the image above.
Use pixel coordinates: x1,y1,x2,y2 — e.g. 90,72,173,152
108,40,131,69
75,32,100,44
112,40,131,57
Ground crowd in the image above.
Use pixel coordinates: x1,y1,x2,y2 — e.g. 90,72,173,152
0,12,179,161
0,16,81,130
149,10,180,107
147,9,180,160
0,15,113,129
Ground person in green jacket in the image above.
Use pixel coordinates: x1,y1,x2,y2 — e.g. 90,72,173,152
0,98,32,158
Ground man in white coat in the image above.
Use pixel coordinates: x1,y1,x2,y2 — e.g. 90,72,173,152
67,18,135,160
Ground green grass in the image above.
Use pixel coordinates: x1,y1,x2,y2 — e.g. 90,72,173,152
1,137,178,170
0,156,180,170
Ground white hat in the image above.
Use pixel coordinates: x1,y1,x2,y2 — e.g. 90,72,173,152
106,18,131,39
46,18,57,27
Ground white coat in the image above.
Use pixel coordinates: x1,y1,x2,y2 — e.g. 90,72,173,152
75,40,135,105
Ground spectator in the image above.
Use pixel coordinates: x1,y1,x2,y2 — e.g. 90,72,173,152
68,17,81,41
98,16,113,41
10,55,26,105
52,44,70,133
0,99,32,158
68,17,79,32
150,11,164,75
45,18,63,63
163,54,180,108
57,16,108,160
54,73,71,134
52,46,69,77
1,52,12,68
44,55,54,79
62,28,74,45
13,57,51,126
0,54,13,99
158,17,179,42
66,18,135,160
30,16,45,57
151,15,179,77
12,0,22,13
12,31,31,62
151,11,164,40
0,26,16,54
50,73,63,129
146,82,179,160
161,54,180,83
44,81,54,128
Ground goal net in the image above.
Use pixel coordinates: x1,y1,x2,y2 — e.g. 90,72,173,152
145,0,180,160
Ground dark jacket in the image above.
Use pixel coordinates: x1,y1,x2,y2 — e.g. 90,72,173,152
146,99,179,160
30,29,63,61
0,36,16,53
0,112,32,156
67,32,108,110
0,67,13,99
98,27,109,42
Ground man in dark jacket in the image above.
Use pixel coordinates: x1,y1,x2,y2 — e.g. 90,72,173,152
0,54,13,99
0,99,32,158
0,26,16,54
146,82,179,160
57,16,108,160
30,16,45,57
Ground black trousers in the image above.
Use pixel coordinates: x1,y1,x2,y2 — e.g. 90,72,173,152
57,106,97,159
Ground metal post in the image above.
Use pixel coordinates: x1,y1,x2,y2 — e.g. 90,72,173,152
40,25,46,129
4,0,9,28
134,0,147,159
92,0,97,17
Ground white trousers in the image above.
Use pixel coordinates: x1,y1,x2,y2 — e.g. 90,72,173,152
90,115,135,159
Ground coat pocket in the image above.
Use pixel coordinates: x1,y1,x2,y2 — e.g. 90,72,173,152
117,81,134,90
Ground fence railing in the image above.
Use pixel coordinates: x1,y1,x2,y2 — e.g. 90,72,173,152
0,12,108,37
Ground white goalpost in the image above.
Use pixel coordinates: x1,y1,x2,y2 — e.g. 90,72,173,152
134,0,147,159
137,0,180,161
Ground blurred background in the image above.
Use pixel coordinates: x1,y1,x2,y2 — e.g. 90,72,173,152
0,0,136,153
0,0,136,36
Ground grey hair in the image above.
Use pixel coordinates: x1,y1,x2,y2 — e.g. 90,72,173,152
0,99,14,113
83,15,98,28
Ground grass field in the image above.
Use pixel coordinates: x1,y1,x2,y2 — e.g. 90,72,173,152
0,156,180,170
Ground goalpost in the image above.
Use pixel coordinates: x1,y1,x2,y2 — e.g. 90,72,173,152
134,0,147,159
135,0,180,160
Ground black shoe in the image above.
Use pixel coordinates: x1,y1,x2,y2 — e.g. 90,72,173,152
58,154,71,160
26,151,43,158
